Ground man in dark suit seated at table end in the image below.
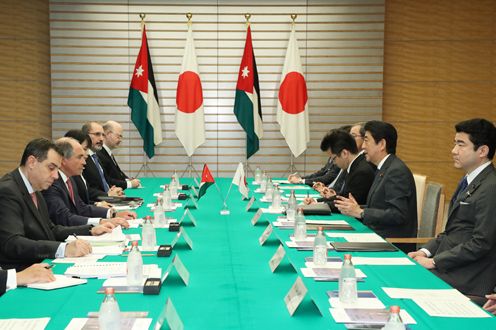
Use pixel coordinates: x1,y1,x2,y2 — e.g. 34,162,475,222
409,118,496,301
335,120,418,253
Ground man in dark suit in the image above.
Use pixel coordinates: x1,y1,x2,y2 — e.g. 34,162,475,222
42,138,134,227
81,122,123,202
1,264,55,296
304,130,375,212
335,121,418,253
98,121,140,190
409,118,496,298
0,138,114,270
287,129,344,186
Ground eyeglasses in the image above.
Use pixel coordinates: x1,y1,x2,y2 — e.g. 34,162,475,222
88,132,105,137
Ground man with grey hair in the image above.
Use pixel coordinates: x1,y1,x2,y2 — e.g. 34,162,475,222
81,121,123,202
42,137,134,227
98,120,140,190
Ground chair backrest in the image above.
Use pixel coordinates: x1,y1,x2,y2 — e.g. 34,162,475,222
418,182,443,238
413,173,427,221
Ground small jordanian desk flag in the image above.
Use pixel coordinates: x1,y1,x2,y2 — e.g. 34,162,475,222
197,164,215,200
128,26,163,158
233,25,263,159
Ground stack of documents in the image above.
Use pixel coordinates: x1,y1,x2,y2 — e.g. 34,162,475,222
327,290,385,309
27,275,87,290
305,257,414,268
65,226,126,244
383,288,491,318
301,267,366,281
285,236,334,250
330,308,416,325
0,318,50,330
326,232,385,243
65,318,152,330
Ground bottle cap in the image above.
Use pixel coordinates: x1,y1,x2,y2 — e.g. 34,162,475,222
145,215,151,220
318,226,323,232
132,241,139,247
390,305,400,313
297,207,304,213
344,254,352,260
104,287,115,295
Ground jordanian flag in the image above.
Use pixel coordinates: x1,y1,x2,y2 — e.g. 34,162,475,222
233,26,263,159
197,164,215,200
128,26,163,158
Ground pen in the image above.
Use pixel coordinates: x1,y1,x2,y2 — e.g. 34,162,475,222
72,233,78,240
45,264,55,269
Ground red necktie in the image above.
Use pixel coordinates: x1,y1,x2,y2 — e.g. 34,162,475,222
30,192,38,209
66,178,75,204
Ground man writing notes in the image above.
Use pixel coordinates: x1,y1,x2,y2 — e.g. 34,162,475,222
409,118,496,300
98,121,140,190
42,138,134,227
304,129,375,212
1,264,55,296
0,138,114,270
335,121,418,253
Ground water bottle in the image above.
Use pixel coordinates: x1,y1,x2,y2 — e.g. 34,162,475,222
313,226,328,266
170,176,178,198
271,184,281,210
287,190,297,221
260,172,268,192
141,216,156,250
255,167,262,183
294,208,307,241
173,170,180,186
98,287,121,330
162,185,172,210
154,197,167,227
382,306,406,330
339,254,358,303
126,241,143,286
264,178,274,201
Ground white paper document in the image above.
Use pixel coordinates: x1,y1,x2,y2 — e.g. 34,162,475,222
382,287,490,318
279,185,312,190
329,297,385,310
127,218,144,228
301,267,366,279
65,318,152,330
261,207,285,214
326,232,385,243
348,257,414,266
330,308,416,324
27,275,87,290
272,179,290,184
52,255,103,264
0,318,50,330
66,226,126,243
65,262,161,279
91,244,124,255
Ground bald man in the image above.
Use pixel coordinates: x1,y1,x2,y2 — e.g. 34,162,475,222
97,121,140,190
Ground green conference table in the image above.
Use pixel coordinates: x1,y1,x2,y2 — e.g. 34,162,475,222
0,178,495,329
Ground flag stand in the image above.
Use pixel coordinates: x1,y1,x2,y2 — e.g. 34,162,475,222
214,183,230,215
136,152,156,178
181,156,201,179
285,153,298,175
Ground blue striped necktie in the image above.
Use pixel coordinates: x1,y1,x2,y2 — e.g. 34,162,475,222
92,154,110,192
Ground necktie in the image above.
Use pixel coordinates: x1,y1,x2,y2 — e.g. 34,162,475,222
451,176,468,205
66,178,75,204
92,154,110,192
30,192,38,209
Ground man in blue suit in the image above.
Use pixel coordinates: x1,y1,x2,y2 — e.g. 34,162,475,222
42,138,135,228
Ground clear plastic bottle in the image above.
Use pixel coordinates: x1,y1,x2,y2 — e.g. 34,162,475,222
313,226,327,266
154,197,167,227
254,167,262,183
126,241,143,286
381,306,406,330
162,185,172,210
286,190,297,221
141,216,156,250
339,254,358,303
271,184,281,210
264,178,274,201
98,287,121,330
294,208,307,241
173,170,180,186
170,176,178,198
260,172,268,192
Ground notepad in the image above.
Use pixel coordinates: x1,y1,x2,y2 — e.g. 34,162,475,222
66,226,126,243
52,255,103,264
27,275,87,290
0,318,50,330
327,233,385,243
64,262,161,279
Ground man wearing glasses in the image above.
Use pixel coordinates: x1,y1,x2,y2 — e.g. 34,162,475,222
81,122,123,201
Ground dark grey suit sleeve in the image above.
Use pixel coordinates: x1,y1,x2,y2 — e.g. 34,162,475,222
433,182,496,272
0,269,7,296
43,185,90,226
0,194,60,261
363,166,414,226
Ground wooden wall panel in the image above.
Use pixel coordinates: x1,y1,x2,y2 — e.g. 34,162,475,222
49,0,384,177
383,0,496,198
0,0,51,175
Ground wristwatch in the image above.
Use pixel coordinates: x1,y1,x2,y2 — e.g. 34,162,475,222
359,210,365,219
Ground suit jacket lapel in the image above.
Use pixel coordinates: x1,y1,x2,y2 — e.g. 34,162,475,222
12,171,53,239
366,155,394,204
446,164,494,220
